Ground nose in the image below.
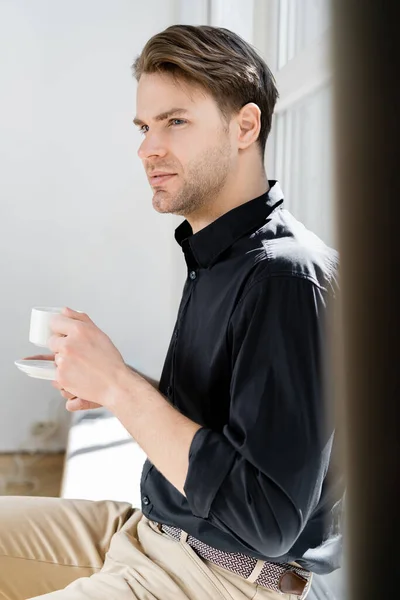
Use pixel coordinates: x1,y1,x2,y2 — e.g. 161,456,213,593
137,132,168,160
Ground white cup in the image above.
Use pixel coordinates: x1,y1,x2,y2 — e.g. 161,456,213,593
29,307,64,348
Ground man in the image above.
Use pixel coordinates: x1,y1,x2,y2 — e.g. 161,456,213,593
0,25,343,600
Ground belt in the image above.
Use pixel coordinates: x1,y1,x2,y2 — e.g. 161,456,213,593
154,522,312,599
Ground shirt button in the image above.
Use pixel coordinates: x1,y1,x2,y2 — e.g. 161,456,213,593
189,270,197,280
142,496,150,506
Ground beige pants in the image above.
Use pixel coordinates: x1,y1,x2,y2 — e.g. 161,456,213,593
0,496,298,600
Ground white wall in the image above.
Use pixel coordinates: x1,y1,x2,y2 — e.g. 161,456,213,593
0,0,184,452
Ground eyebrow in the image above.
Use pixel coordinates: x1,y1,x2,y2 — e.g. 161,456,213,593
133,108,189,127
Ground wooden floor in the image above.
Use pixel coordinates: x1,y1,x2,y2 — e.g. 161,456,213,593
0,452,65,497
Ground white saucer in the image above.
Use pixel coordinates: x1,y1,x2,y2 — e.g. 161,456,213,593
14,359,56,381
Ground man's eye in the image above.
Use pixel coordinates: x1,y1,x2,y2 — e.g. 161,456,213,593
139,125,149,135
169,119,186,127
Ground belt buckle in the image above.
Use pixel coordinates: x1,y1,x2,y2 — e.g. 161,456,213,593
298,571,312,600
279,569,312,599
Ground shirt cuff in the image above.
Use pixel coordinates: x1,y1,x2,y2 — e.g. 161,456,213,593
184,427,236,519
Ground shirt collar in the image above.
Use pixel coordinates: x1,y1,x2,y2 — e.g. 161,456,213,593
175,180,284,269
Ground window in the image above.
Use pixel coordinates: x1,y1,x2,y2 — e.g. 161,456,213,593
254,0,335,245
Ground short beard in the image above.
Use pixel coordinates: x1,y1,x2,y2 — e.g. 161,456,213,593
153,133,232,217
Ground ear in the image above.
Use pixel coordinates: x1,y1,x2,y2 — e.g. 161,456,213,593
236,103,261,150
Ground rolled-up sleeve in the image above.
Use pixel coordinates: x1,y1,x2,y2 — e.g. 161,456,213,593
183,274,333,558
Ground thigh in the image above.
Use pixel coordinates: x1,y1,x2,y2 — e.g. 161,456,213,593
26,512,235,600
5,506,299,600
0,495,133,600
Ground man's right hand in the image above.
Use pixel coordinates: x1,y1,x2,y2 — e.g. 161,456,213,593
23,353,75,401
23,354,101,408
23,356,158,407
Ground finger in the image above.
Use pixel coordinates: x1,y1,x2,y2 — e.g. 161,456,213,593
60,389,77,401
51,380,77,400
49,313,75,337
62,307,92,324
65,398,83,412
65,398,101,412
48,334,67,355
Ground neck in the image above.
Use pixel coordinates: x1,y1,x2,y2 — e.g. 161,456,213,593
187,157,269,234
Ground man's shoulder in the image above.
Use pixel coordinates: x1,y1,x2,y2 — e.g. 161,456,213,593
244,207,339,292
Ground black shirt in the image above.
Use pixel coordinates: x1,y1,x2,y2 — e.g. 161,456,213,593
140,181,344,575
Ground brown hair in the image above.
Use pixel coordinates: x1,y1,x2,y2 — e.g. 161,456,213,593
132,25,279,156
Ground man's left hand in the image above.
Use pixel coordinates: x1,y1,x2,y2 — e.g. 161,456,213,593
48,307,130,411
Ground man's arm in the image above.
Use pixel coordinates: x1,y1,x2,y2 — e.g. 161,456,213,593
127,364,159,390
110,369,202,496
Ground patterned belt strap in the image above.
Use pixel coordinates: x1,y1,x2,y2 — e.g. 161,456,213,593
158,523,312,600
